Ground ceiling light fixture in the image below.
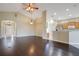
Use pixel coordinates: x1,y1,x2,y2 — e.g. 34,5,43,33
23,3,39,24
23,3,39,13
53,12,57,16
68,14,72,17
50,20,54,24
30,20,33,24
66,8,69,11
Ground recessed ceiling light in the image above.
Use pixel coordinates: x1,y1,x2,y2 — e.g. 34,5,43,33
68,14,72,17
50,20,54,24
30,21,33,24
66,8,69,11
53,12,57,15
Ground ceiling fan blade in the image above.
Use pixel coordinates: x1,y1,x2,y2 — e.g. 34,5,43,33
31,7,39,9
34,8,39,9
23,3,39,11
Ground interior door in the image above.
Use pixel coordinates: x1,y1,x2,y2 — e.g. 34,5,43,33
5,23,14,37
1,20,16,38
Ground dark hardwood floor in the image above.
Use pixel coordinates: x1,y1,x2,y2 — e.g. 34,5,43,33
0,36,79,56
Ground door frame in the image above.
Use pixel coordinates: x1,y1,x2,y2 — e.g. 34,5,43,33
1,20,16,38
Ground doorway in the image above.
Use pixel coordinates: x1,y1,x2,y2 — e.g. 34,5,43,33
1,20,16,38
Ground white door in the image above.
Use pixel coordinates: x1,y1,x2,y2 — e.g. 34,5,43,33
1,20,16,38
5,23,14,37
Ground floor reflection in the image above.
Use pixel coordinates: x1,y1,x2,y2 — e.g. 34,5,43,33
1,36,15,55
28,45,36,55
44,41,54,56
3,37,14,48
44,41,72,56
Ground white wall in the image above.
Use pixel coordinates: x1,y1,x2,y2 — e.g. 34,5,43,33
15,13,35,37
69,31,79,49
34,11,46,38
0,12,35,37
0,12,46,38
0,12,15,38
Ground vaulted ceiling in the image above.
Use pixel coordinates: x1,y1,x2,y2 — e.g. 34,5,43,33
0,3,79,20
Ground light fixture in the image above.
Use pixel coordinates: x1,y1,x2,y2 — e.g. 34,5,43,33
23,3,39,13
30,20,33,24
66,8,69,11
68,13,72,17
50,20,54,24
30,22,33,24
53,12,57,16
23,3,39,24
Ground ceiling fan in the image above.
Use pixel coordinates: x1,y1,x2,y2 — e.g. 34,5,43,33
23,3,39,12
23,3,39,24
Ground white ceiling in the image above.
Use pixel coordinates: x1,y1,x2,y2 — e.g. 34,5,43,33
0,3,79,20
